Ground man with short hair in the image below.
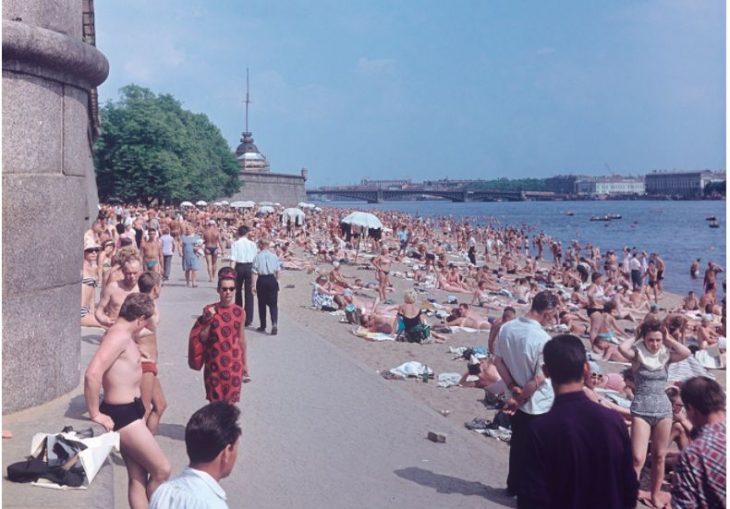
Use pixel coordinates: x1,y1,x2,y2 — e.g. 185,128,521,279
203,220,224,283
230,225,257,326
150,402,242,509
95,257,142,327
518,334,638,509
160,227,175,281
252,239,281,335
671,376,726,509
493,290,558,497
141,228,163,274
85,293,171,508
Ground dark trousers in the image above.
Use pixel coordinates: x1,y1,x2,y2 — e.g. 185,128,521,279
256,274,279,329
508,409,541,496
631,269,642,291
162,255,173,280
235,263,254,325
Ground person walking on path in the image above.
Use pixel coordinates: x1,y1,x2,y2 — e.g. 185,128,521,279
252,239,281,335
181,225,202,288
671,376,725,509
230,225,257,327
190,267,248,404
493,290,559,498
159,227,175,282
85,293,171,508
518,334,638,509
617,318,691,509
151,402,242,509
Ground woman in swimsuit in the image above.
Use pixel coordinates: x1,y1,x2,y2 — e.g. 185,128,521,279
98,240,115,287
81,242,104,328
618,319,690,509
396,290,445,343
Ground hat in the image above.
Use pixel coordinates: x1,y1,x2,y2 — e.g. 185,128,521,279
588,361,602,375
84,239,101,251
217,267,236,281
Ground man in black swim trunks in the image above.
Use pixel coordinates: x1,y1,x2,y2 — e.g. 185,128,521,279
85,293,171,508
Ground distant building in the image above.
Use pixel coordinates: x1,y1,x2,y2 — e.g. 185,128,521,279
644,170,725,197
545,175,584,194
576,176,645,196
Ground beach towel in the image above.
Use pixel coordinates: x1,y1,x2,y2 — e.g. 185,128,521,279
693,349,724,370
351,327,395,342
437,373,463,388
448,326,487,333
389,361,432,378
668,357,715,382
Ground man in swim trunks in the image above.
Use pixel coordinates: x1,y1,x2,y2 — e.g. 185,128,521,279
95,257,142,327
371,247,392,302
141,228,163,274
85,293,170,508
203,220,224,282
137,272,166,435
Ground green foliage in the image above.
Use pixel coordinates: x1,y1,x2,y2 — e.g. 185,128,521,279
94,84,240,204
704,180,726,196
467,178,547,192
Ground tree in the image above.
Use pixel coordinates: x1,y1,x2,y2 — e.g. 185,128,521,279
94,84,240,204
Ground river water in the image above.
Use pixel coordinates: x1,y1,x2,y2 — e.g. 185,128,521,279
319,200,726,297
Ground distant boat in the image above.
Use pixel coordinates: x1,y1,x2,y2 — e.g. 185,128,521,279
608,213,622,220
564,210,575,216
590,215,611,222
708,219,720,228
706,216,717,221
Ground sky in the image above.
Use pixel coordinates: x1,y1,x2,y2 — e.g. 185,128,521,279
95,0,726,188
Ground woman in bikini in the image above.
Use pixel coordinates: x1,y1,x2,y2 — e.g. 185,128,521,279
618,319,690,509
81,241,104,328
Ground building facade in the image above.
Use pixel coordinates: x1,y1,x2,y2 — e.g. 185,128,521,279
645,171,725,197
576,176,645,196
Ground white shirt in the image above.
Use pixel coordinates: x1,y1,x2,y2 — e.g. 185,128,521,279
495,316,554,415
160,234,175,256
230,236,257,263
150,468,228,509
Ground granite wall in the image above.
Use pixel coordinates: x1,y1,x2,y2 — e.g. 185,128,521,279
2,1,108,413
229,172,307,206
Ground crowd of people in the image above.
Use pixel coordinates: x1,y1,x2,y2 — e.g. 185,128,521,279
78,201,726,508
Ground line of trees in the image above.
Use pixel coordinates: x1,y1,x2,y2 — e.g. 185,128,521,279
93,85,240,205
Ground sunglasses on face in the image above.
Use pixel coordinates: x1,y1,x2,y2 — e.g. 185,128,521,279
85,248,100,253
591,373,603,379
220,287,236,293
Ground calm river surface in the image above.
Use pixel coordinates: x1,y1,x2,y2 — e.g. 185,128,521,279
320,200,726,297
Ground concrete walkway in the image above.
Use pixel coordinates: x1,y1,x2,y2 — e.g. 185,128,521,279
4,259,515,509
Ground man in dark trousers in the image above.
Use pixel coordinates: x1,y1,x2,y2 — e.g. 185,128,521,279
229,225,257,326
518,334,638,509
252,238,281,335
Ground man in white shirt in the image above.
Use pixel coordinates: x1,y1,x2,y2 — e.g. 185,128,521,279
150,402,242,509
493,290,558,498
230,225,258,326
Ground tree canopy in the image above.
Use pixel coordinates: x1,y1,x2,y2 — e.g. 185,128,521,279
94,84,240,204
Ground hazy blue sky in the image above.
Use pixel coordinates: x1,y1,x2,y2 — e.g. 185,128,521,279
95,0,725,187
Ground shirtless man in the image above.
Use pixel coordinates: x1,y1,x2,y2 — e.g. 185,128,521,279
141,229,163,274
696,315,719,350
447,303,491,330
644,260,659,303
371,247,392,301
652,253,666,294
95,257,142,327
85,293,171,508
137,272,166,435
487,306,516,354
202,220,224,282
682,291,699,311
703,261,723,298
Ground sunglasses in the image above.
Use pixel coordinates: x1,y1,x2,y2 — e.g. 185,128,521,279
220,287,236,293
85,248,100,253
590,373,603,379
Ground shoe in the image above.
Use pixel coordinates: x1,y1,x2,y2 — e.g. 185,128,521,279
256,326,266,332
271,326,278,336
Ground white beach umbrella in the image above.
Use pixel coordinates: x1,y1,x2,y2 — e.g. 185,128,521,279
220,200,230,206
298,202,316,209
180,201,194,208
314,206,322,212
257,205,275,214
341,211,383,229
282,207,306,223
196,200,208,207
230,200,255,208
213,201,223,206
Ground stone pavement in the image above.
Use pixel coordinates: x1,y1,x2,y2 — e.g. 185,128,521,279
4,259,516,509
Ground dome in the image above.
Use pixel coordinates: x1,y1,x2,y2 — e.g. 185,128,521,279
235,132,266,159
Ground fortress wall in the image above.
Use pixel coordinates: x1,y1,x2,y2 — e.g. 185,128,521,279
228,172,307,206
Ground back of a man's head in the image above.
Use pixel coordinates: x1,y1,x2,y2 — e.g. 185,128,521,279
531,290,558,313
680,376,725,416
138,271,161,294
238,225,249,237
186,402,242,465
543,334,586,385
118,293,154,322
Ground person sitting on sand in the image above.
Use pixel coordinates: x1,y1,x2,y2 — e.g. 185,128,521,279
471,280,498,307
311,274,345,311
396,290,445,343
582,362,631,422
437,269,471,293
459,355,505,395
590,301,629,362
682,290,700,311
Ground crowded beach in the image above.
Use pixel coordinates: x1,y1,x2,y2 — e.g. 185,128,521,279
79,200,726,509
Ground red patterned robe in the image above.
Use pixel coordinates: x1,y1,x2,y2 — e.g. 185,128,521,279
199,303,245,403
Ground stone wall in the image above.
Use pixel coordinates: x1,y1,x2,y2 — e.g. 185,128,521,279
2,1,108,413
228,172,307,206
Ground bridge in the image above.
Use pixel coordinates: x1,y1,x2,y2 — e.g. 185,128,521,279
306,187,526,203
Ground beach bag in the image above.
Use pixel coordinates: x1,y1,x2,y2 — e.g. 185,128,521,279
188,312,209,371
7,427,119,489
405,323,431,343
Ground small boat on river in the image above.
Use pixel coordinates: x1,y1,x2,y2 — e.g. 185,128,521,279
708,219,720,228
706,216,717,221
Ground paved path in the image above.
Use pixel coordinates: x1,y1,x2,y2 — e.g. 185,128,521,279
4,258,515,509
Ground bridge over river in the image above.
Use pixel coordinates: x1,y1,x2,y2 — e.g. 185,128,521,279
306,187,559,203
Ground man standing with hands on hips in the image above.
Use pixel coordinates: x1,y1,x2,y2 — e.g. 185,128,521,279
252,238,281,335
230,225,257,327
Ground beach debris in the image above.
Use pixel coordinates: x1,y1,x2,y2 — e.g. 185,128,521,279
439,409,451,417
427,431,447,443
